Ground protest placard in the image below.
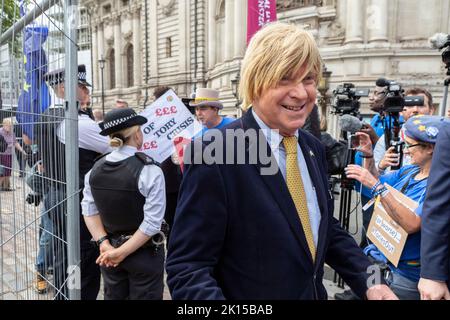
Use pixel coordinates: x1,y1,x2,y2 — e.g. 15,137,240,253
139,90,202,163
367,185,419,267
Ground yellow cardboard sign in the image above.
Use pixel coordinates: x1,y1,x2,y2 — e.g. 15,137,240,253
367,185,419,267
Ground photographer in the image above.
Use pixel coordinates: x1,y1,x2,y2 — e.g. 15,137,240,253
354,82,405,244
346,115,446,300
375,88,436,174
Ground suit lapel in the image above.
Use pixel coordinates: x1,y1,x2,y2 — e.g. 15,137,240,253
242,110,315,263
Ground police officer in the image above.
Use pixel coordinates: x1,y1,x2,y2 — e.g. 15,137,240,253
81,107,166,300
35,65,110,299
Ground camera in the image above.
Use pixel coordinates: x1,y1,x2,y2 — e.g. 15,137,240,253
429,33,450,65
390,140,404,171
348,134,360,150
332,83,369,116
377,78,425,113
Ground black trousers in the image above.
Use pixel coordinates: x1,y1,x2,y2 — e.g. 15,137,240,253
47,186,68,300
101,246,165,300
80,242,101,300
50,189,101,300
164,191,178,246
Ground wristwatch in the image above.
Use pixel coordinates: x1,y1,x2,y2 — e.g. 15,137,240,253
96,235,109,246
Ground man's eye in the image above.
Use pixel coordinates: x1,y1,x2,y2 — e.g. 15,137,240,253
303,75,316,83
279,78,291,85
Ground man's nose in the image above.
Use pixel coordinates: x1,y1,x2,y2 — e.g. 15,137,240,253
411,106,420,113
289,82,308,100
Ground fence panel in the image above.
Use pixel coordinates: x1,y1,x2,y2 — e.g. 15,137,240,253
0,0,80,300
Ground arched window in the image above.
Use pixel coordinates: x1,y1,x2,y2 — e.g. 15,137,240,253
126,45,134,87
215,0,225,63
109,49,116,89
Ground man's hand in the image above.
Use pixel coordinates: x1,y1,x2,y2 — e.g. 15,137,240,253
354,132,373,156
366,284,399,300
418,278,450,300
360,124,379,145
379,146,400,170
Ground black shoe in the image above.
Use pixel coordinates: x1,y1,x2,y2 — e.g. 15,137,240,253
334,289,360,300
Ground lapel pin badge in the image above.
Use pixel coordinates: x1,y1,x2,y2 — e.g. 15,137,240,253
309,150,315,157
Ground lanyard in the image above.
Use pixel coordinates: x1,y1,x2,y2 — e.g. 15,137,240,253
400,170,426,194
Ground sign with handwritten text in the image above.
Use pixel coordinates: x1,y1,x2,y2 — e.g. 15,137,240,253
139,90,201,163
367,185,418,267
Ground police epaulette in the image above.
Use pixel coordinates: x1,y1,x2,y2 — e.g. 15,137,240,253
94,152,109,163
135,152,158,166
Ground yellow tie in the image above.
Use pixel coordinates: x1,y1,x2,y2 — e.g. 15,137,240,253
283,136,316,261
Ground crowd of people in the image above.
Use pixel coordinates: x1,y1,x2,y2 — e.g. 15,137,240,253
1,21,449,300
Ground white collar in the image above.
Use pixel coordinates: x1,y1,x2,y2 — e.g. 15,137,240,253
114,145,138,156
252,108,298,151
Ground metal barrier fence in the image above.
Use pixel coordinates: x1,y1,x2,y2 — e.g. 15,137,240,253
0,0,80,300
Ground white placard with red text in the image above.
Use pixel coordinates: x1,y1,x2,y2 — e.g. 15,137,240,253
139,90,201,163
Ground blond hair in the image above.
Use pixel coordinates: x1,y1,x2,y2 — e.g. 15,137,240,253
239,22,322,110
2,117,13,126
109,125,140,148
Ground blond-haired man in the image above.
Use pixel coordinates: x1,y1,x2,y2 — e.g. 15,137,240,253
167,22,396,300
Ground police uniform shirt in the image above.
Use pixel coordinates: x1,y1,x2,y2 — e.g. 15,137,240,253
81,145,166,237
57,114,111,154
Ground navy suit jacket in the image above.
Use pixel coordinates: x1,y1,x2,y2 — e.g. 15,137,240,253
420,122,450,287
166,110,372,299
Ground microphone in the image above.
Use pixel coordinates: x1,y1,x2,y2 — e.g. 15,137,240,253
429,33,450,49
339,114,363,133
376,78,391,87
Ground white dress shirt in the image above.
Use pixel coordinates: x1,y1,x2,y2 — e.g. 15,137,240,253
57,114,111,154
252,110,321,246
81,145,166,237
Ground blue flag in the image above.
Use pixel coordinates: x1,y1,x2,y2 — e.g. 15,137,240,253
16,26,51,141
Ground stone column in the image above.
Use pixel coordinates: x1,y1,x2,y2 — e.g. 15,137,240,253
150,0,158,78
234,0,247,57
132,9,142,86
97,22,104,61
178,0,188,73
368,0,388,43
208,0,216,69
113,15,123,88
224,0,234,60
345,0,364,44
92,24,99,91
97,22,105,92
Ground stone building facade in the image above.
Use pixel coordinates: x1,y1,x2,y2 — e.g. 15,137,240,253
83,0,450,135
